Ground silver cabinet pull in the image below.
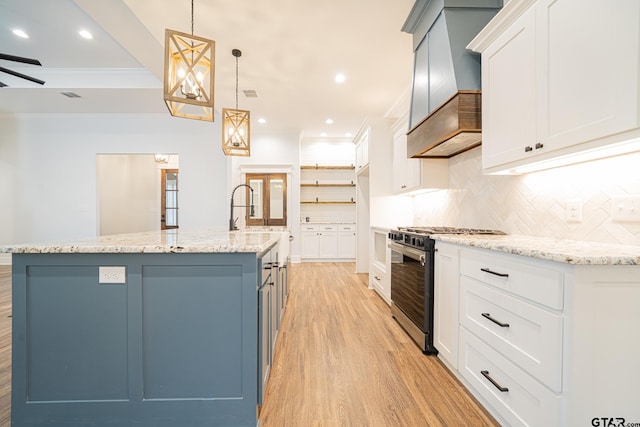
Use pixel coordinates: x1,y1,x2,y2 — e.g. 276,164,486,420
481,370,509,392
482,312,510,328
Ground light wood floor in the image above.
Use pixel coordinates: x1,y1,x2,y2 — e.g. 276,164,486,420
259,262,498,426
0,263,497,427
0,266,11,427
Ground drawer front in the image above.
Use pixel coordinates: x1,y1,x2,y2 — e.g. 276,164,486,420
460,277,563,392
338,224,355,232
460,248,564,310
301,224,318,232
318,224,338,232
459,328,563,427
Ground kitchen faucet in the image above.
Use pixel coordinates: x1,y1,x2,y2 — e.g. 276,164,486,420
229,184,255,231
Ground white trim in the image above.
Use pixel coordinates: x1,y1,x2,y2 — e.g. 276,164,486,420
467,0,537,53
238,164,295,174
0,253,12,265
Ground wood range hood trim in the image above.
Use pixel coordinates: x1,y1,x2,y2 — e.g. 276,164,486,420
407,90,482,159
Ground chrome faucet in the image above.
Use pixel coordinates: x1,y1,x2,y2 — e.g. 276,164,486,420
229,184,255,231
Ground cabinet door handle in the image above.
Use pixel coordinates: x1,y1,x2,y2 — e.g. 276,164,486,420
374,276,381,280
535,142,544,149
480,268,509,278
481,312,510,328
481,370,509,392
524,146,533,152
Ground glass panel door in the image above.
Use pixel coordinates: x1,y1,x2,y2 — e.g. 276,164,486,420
161,169,179,229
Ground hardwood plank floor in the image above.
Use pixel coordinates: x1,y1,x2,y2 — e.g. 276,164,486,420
259,262,498,427
0,266,11,427
0,263,496,427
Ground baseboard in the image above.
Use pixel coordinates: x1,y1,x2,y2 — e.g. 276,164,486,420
0,253,11,266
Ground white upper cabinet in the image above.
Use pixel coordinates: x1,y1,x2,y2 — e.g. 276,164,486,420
355,130,369,174
469,0,640,174
392,127,448,195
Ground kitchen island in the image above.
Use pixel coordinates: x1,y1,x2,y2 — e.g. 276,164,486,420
2,228,288,427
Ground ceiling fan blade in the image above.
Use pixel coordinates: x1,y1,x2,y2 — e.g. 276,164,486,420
0,66,45,85
0,53,42,66
0,81,6,87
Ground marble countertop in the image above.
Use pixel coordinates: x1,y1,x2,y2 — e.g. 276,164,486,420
0,228,286,254
432,234,640,265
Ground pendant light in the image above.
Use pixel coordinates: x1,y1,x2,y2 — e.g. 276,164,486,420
222,49,250,156
163,0,215,121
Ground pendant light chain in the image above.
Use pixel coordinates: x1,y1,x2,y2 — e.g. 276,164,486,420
235,55,239,110
191,0,194,35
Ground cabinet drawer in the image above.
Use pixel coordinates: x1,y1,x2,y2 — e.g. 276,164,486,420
460,248,564,310
460,277,563,392
300,224,318,232
459,328,562,427
338,224,355,232
318,224,338,232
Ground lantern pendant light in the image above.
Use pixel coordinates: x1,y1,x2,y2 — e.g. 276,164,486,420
222,49,250,156
163,0,215,121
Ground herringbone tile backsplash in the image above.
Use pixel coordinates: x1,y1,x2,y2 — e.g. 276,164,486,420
413,147,640,246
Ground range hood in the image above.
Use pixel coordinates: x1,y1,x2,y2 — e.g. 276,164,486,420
407,90,481,158
402,0,501,158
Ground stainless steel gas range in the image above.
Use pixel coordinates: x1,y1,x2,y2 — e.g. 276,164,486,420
388,226,505,355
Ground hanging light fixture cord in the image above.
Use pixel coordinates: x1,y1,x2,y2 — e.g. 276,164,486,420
191,0,194,35
235,55,239,109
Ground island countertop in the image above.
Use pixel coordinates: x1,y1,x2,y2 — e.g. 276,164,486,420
431,234,640,265
0,227,286,254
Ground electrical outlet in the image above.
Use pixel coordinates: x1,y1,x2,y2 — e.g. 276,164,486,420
566,199,582,222
99,266,126,284
611,195,640,222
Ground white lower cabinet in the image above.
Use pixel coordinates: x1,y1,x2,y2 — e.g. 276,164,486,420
434,242,460,369
337,224,356,258
434,241,640,426
301,224,355,260
459,328,562,427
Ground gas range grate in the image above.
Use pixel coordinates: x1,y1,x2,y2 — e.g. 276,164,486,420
397,226,506,235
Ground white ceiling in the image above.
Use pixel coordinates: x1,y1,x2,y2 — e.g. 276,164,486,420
0,0,415,137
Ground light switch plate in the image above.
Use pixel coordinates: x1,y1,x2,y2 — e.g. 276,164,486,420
99,266,126,284
612,195,640,222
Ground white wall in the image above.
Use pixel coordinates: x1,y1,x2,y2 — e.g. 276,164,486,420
96,154,160,235
414,147,640,246
0,113,228,245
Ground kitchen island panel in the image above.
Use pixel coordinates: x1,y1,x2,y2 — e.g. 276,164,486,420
26,264,129,402
142,264,244,399
12,252,261,427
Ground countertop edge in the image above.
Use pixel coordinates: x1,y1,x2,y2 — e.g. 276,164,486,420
432,234,640,266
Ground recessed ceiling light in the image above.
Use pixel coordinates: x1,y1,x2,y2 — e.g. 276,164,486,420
320,132,327,137
12,29,29,39
345,132,352,137
325,118,334,124
335,73,346,83
258,118,266,124
78,29,93,40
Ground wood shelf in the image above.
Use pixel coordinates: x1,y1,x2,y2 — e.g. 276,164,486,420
301,183,356,187
300,165,355,170
301,201,356,204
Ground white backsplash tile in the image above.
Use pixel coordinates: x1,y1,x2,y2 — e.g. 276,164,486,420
413,147,640,246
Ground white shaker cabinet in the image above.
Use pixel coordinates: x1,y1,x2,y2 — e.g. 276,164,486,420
301,224,355,260
434,242,460,369
392,128,448,195
355,130,369,174
470,0,640,174
337,224,356,258
433,241,640,426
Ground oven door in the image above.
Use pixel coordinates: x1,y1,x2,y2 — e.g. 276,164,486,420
389,241,426,331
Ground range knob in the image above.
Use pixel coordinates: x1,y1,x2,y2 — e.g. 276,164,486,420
414,237,425,248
